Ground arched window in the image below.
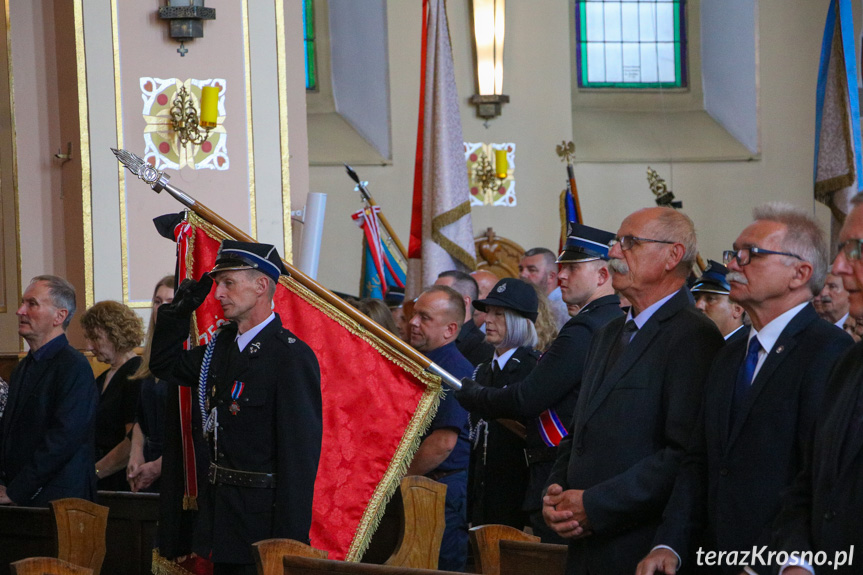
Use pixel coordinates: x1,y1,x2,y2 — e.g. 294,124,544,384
575,0,686,89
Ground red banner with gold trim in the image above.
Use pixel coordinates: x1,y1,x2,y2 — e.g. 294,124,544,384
174,211,441,561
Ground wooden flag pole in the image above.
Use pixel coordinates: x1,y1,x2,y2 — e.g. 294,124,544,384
112,148,462,390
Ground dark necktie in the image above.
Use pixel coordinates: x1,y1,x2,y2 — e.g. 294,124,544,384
731,337,762,426
608,319,638,370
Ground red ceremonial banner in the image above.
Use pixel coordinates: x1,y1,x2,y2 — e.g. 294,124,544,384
174,212,441,561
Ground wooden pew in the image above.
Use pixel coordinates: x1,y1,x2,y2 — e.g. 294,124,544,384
362,476,447,569
283,555,464,575
468,525,538,575
10,557,93,575
50,499,108,575
498,539,567,575
254,539,329,575
0,492,159,575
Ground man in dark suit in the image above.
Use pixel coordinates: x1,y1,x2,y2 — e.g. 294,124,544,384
456,223,623,542
542,207,724,575
0,275,98,506
436,270,494,366
637,203,852,575
773,197,863,575
151,241,322,575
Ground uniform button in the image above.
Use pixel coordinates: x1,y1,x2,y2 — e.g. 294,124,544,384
720,468,729,476
218,452,225,458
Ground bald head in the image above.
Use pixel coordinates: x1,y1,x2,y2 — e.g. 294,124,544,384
470,269,500,328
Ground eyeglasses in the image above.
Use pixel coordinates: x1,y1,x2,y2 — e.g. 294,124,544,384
608,235,676,251
838,239,863,261
722,247,804,267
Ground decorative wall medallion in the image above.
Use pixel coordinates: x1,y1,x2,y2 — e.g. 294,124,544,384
140,77,228,170
464,142,516,206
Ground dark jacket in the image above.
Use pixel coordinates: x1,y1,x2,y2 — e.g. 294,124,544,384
470,346,538,528
547,287,724,575
0,334,98,506
655,304,852,574
771,339,863,574
457,295,623,512
151,312,322,564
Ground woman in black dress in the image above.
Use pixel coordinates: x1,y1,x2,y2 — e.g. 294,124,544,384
81,300,144,491
469,277,540,529
127,275,174,493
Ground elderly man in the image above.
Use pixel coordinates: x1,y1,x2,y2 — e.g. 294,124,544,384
435,270,494,366
774,196,863,575
406,285,473,571
817,271,851,329
520,247,569,330
150,240,322,575
456,223,623,542
542,207,724,575
637,204,852,575
0,276,98,507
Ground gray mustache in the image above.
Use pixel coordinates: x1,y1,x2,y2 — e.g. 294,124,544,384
608,259,630,275
726,271,748,285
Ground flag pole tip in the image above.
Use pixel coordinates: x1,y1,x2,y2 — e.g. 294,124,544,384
345,164,360,184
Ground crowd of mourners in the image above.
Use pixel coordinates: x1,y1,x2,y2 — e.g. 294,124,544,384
2,200,863,575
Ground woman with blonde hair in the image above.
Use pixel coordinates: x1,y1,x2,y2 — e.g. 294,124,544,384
80,300,145,490
126,275,174,492
530,283,559,352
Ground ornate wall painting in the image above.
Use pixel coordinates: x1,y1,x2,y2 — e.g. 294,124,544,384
141,77,229,170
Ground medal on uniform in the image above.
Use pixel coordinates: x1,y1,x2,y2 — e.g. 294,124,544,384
229,381,245,415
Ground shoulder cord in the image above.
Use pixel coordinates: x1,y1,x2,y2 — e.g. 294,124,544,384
198,332,218,438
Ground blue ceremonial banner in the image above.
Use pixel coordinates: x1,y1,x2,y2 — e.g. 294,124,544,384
354,206,407,299
814,0,863,217
360,235,407,299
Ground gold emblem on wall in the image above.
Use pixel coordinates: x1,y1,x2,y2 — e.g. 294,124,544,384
141,77,228,170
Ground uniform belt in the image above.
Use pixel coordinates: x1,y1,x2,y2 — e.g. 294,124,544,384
524,446,558,465
425,469,465,482
208,463,277,489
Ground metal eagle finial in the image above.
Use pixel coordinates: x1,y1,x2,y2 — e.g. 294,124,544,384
111,147,196,207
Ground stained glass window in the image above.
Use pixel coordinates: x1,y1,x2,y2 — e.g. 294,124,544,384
575,0,686,89
303,0,317,91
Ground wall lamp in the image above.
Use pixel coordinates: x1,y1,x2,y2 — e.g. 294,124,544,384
470,0,508,120
158,0,216,57
170,85,218,147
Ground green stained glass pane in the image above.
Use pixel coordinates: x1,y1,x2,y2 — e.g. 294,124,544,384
576,0,686,89
303,0,317,91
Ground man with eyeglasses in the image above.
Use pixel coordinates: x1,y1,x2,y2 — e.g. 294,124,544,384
638,203,852,575
542,207,724,575
772,197,863,575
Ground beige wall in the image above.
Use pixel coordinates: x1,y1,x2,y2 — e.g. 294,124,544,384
309,0,838,297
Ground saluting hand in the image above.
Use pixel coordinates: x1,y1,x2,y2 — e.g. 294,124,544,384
170,275,214,317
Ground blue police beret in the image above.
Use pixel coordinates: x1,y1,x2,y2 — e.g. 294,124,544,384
208,240,288,282
557,222,615,263
691,260,731,295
